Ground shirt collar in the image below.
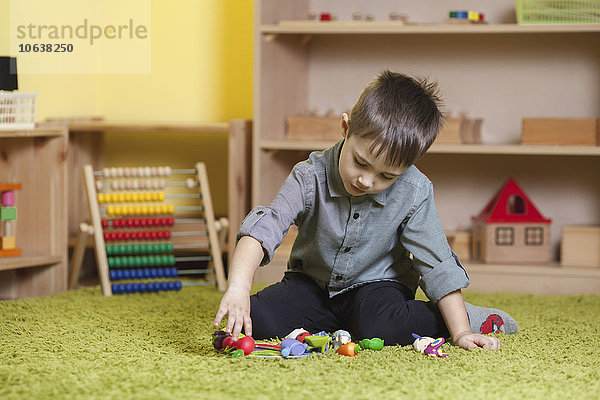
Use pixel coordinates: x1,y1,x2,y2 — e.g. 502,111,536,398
326,139,387,206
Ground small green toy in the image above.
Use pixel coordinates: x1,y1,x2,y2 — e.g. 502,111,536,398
336,338,384,356
355,338,384,352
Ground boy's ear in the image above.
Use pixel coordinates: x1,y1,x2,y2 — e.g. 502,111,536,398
341,113,349,138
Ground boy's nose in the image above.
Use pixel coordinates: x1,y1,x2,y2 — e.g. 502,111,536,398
357,175,373,189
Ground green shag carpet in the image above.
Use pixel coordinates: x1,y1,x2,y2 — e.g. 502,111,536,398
1,286,599,400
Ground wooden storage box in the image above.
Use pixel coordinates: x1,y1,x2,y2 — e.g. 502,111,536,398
561,226,600,267
445,229,471,261
436,115,482,144
286,115,340,141
521,118,600,146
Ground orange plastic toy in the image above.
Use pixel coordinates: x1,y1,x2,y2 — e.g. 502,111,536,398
336,342,358,357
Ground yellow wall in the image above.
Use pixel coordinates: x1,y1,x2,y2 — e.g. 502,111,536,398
0,0,253,216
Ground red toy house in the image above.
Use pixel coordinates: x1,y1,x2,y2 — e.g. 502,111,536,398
471,178,552,264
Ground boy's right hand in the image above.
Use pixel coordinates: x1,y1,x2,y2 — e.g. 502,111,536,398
213,286,252,339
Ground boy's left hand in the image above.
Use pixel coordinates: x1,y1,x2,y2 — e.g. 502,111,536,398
452,331,501,350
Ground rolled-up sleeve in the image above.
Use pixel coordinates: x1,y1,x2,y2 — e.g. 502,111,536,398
399,182,469,302
237,165,309,266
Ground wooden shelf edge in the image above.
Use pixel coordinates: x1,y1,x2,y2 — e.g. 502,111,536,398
260,139,336,151
66,121,230,133
262,22,600,35
429,143,600,156
465,262,600,278
0,255,63,271
260,140,600,156
0,127,66,138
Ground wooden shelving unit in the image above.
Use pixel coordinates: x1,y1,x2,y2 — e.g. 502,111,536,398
252,1,600,293
261,22,600,34
261,140,600,156
0,127,68,299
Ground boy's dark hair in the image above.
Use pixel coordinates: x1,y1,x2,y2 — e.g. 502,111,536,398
347,70,444,168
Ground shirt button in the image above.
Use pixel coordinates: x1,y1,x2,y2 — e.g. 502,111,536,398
353,213,359,219
344,247,351,253
256,210,264,215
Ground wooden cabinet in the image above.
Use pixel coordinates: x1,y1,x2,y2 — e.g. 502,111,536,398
0,126,68,299
252,1,600,293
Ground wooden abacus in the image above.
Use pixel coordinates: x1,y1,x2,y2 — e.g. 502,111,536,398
71,163,227,296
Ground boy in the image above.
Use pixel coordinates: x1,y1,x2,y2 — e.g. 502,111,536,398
214,70,517,350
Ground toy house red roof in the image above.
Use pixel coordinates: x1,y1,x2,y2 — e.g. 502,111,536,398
472,178,551,223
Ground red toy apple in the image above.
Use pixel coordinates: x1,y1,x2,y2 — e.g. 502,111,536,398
221,336,235,350
235,336,255,355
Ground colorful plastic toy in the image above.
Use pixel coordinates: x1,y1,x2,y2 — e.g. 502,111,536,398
281,338,308,357
356,338,384,352
285,328,311,343
412,333,449,358
336,342,359,357
304,334,332,353
336,337,384,357
331,329,352,349
212,330,256,357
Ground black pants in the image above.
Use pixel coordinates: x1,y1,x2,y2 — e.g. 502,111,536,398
250,272,450,346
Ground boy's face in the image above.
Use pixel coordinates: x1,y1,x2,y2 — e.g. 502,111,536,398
338,114,406,196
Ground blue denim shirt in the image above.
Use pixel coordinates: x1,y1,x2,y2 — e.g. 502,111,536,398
238,140,469,302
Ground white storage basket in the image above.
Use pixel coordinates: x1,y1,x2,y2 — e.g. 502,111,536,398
0,92,37,130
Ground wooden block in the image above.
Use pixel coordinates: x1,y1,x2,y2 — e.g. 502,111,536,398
0,207,17,221
561,226,600,267
2,236,16,249
446,229,471,261
461,118,482,144
286,116,341,141
0,248,21,257
436,118,463,144
0,183,22,191
3,220,14,236
522,118,600,146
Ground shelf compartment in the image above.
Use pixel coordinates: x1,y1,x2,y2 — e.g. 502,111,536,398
466,262,600,295
0,255,63,272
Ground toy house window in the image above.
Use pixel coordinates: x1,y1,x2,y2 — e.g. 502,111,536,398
495,227,514,246
525,227,544,246
508,195,526,215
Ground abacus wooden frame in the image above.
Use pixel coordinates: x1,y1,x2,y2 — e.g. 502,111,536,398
80,162,227,296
